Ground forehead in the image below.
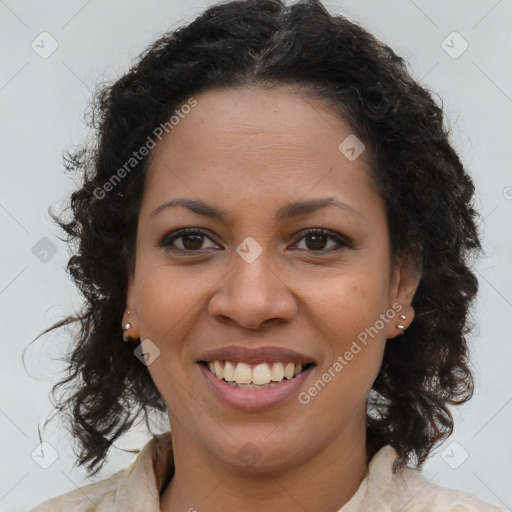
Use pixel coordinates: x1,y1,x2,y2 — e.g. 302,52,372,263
142,84,380,222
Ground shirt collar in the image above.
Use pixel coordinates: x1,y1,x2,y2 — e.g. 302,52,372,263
115,431,398,511
116,432,175,512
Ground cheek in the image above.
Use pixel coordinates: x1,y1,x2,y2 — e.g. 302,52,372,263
134,260,212,340
300,264,390,398
300,334,385,423
301,262,391,343
132,262,213,398
132,280,199,416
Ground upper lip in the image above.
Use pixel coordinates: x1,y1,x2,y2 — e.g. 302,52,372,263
197,345,316,365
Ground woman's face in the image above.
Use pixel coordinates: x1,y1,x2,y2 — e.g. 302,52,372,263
126,84,418,470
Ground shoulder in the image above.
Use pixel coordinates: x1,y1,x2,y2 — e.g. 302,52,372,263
349,445,503,512
28,468,126,511
28,432,173,512
397,464,502,511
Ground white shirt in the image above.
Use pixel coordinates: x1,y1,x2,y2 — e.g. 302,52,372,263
30,431,502,511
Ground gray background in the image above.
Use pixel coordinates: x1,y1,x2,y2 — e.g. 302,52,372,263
1,0,511,510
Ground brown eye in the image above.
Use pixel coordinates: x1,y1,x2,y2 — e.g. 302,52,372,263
158,227,350,255
179,232,205,251
158,228,219,252
294,228,350,253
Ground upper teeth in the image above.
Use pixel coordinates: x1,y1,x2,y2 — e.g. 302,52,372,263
207,361,305,385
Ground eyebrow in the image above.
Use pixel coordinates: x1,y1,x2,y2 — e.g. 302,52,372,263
150,197,360,222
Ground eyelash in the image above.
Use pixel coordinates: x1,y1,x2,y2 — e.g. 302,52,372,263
157,227,351,255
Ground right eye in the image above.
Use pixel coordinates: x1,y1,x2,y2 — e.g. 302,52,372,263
157,228,221,253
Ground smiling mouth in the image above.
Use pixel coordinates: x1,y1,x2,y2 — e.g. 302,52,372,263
198,360,315,389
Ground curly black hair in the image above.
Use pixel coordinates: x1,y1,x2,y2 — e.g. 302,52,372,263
30,0,482,477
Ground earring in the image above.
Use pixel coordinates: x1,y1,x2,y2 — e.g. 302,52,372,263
396,314,406,334
122,322,133,342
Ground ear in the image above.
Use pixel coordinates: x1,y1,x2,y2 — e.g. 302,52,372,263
122,270,140,342
385,249,422,339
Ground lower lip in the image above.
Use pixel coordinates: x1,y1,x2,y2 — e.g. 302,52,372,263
197,363,315,412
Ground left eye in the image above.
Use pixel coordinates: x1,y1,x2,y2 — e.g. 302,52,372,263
294,228,350,252
158,227,350,253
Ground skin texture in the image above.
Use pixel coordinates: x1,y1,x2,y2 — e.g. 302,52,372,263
124,84,420,512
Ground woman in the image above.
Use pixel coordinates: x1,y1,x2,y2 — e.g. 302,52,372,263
29,0,501,510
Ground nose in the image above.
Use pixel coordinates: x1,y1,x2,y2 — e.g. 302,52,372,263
208,249,298,331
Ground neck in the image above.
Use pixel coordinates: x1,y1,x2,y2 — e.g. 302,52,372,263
160,409,369,512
